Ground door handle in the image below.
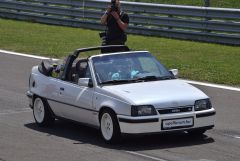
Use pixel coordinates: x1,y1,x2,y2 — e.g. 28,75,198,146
60,87,64,91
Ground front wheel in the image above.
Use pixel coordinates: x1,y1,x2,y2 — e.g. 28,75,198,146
100,109,121,143
33,97,55,127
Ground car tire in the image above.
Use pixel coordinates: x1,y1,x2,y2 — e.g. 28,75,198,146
33,97,55,127
100,109,121,144
188,129,206,137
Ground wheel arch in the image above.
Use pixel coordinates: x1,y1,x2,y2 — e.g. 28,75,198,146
30,93,38,109
98,106,117,122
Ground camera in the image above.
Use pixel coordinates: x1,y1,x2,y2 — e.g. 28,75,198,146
99,32,106,38
111,0,118,12
99,32,107,45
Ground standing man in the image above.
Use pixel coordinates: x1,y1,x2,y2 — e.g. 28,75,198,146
100,0,129,46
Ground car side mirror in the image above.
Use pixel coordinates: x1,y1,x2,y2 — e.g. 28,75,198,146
169,69,179,78
78,78,93,88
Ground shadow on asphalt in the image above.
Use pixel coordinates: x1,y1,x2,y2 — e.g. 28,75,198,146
25,120,214,151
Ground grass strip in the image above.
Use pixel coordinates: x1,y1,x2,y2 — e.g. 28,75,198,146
127,0,240,8
0,18,240,86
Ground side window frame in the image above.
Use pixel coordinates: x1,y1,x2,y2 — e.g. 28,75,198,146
64,59,92,84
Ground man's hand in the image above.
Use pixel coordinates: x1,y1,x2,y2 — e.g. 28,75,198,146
106,6,112,14
111,11,120,20
111,11,128,31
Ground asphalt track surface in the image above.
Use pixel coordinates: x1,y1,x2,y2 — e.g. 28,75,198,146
0,52,240,161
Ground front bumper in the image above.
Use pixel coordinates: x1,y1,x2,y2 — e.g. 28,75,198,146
26,91,33,108
117,108,215,134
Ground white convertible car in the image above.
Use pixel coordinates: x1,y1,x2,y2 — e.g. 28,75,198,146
27,45,216,143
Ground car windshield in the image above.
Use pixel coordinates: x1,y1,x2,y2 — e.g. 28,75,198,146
92,52,174,85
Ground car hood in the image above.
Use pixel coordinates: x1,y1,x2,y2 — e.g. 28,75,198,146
102,79,208,108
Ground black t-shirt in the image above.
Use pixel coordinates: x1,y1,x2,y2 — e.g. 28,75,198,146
106,12,129,42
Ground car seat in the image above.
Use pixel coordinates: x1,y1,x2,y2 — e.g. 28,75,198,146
75,59,88,82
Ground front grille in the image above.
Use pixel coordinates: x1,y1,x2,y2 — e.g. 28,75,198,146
158,106,192,114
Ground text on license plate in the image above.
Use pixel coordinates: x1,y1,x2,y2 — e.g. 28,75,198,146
162,117,193,130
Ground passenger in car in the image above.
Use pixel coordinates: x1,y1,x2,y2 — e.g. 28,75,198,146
111,62,139,80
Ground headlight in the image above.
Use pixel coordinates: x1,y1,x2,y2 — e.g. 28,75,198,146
194,99,212,111
131,105,157,116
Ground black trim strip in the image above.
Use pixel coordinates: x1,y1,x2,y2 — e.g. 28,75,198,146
188,125,214,132
46,98,98,113
158,106,192,114
196,111,216,118
122,125,215,135
55,115,99,130
119,118,159,123
26,91,33,98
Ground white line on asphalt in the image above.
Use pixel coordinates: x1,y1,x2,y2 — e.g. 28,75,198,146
223,134,240,140
0,109,32,115
235,136,240,139
0,111,31,115
182,79,240,92
0,49,50,60
1,49,240,92
125,151,167,161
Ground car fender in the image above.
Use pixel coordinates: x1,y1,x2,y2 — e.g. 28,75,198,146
29,66,58,99
94,90,132,116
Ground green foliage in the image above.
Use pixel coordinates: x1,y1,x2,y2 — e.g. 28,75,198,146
127,0,240,8
0,18,240,85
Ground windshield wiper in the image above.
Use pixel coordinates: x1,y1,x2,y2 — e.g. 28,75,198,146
135,75,174,82
135,76,158,81
158,76,174,80
101,79,134,85
101,75,174,85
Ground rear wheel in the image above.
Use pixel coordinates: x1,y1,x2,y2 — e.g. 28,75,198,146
100,109,121,143
33,97,55,127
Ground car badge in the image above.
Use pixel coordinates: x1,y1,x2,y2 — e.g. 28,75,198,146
172,109,180,113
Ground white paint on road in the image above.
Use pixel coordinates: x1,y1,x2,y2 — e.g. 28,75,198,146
223,134,240,140
0,49,58,61
182,79,240,92
1,49,240,92
125,151,167,161
193,159,214,161
0,108,31,115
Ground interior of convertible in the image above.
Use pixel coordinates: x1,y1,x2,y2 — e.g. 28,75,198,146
38,46,132,84
38,58,91,84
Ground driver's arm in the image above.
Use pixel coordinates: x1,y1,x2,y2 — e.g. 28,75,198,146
111,72,121,80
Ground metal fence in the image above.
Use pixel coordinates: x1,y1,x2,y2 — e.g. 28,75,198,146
0,0,240,45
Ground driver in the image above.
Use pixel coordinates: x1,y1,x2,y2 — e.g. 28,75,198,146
111,61,139,80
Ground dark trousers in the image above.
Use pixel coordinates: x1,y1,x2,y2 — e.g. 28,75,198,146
106,39,125,45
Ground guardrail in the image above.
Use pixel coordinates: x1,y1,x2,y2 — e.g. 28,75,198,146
0,0,240,45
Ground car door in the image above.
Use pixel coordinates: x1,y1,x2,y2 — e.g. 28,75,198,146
45,77,65,118
50,61,97,126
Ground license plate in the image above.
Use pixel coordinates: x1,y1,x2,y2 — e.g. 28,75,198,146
162,117,193,130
